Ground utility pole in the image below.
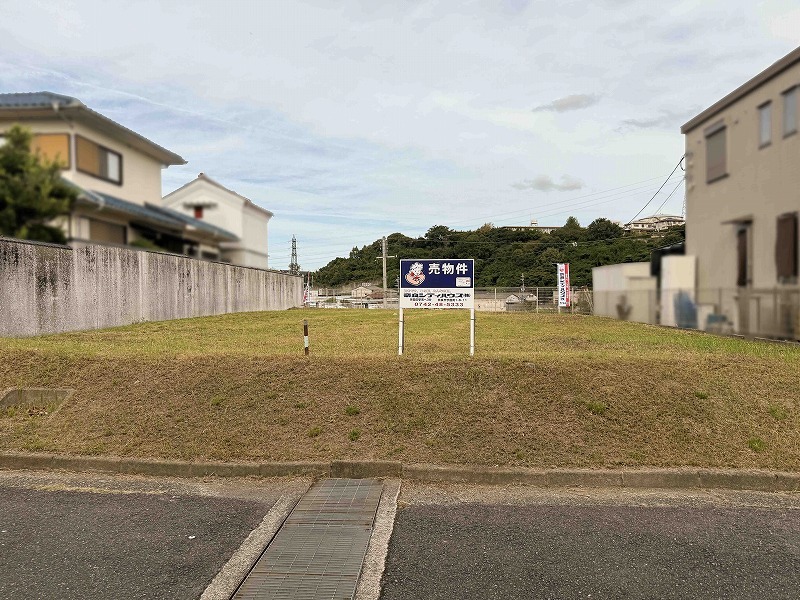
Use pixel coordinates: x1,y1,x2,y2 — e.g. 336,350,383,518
289,235,300,275
520,273,525,293
376,236,396,309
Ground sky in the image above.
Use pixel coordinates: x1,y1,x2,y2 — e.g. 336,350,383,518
2,1,799,270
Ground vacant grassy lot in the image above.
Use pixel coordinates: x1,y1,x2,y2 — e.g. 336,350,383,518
1,310,799,470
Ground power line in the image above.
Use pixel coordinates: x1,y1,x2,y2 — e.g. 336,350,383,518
625,156,685,225
652,177,685,216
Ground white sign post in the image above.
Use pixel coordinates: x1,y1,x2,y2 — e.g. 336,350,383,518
398,259,475,356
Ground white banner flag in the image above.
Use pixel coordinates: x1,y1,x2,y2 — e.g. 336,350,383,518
557,263,571,307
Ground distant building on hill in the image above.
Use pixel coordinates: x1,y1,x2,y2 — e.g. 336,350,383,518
625,214,685,232
500,219,561,234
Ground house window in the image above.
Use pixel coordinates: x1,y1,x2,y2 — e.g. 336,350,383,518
759,102,772,147
76,135,122,184
194,206,204,219
31,134,71,168
89,219,127,245
776,213,798,282
783,87,798,137
705,123,727,182
737,226,750,287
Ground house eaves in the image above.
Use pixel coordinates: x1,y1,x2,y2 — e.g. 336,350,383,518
681,46,800,134
65,179,238,241
146,203,239,241
164,172,274,218
0,92,186,167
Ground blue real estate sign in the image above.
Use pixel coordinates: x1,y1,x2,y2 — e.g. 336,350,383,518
399,259,475,309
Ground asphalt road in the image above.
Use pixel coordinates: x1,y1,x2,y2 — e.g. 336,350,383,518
380,485,800,600
0,471,306,600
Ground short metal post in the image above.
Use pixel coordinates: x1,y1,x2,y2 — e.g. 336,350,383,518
470,308,475,356
303,319,309,356
398,308,404,355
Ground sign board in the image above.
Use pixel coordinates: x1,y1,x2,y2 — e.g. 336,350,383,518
399,259,475,309
557,263,571,307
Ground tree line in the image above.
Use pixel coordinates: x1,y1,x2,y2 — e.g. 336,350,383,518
313,217,685,289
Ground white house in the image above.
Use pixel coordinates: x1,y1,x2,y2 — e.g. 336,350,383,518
0,91,236,259
162,173,272,268
625,214,685,232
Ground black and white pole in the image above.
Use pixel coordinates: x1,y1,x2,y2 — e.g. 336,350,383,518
470,308,475,357
303,319,309,356
398,308,404,355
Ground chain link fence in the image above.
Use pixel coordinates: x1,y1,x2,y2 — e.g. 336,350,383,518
308,286,593,314
310,284,799,341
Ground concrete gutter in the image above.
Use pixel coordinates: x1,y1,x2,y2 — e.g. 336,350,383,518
2,452,800,493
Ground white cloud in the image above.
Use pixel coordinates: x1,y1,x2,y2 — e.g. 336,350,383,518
532,94,601,113
512,175,584,192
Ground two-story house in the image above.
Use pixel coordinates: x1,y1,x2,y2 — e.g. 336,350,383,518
0,92,237,259
682,46,800,338
162,173,272,268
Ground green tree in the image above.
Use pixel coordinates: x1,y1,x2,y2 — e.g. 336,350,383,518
586,218,623,241
0,125,77,244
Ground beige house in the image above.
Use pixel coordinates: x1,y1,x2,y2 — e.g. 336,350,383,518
682,46,800,337
162,173,272,268
626,214,685,232
0,92,236,259
351,284,375,299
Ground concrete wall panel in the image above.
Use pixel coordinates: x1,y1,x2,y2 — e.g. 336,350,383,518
0,238,302,337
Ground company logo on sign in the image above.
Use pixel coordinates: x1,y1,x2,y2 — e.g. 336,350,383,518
405,261,426,286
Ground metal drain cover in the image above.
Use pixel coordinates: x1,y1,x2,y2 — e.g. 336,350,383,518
233,478,383,599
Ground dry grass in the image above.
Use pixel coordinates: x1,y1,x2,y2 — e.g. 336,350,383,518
1,310,799,470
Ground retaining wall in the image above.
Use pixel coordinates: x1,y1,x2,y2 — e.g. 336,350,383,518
0,238,303,337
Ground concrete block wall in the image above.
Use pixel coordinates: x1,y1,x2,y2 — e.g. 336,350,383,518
0,238,303,337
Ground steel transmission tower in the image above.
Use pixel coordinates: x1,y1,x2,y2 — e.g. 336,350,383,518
289,235,300,275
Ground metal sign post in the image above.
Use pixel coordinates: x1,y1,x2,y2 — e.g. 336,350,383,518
398,258,475,356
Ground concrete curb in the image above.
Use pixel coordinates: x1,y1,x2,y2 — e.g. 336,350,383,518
2,452,800,492
0,452,327,479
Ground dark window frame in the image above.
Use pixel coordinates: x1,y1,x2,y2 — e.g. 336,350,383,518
776,212,798,283
76,134,123,186
704,121,728,183
736,225,750,287
783,86,798,138
758,101,772,148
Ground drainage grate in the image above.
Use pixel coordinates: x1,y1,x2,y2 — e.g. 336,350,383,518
233,478,383,600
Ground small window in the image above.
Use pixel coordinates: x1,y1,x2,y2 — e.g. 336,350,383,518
783,87,798,137
776,213,798,281
31,134,71,168
737,226,749,287
89,219,127,245
759,102,772,147
76,135,122,185
194,206,204,219
705,124,727,182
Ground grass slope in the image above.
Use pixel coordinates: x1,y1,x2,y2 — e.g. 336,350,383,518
1,310,799,469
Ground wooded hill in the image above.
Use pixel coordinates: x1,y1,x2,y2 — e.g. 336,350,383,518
312,217,685,289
